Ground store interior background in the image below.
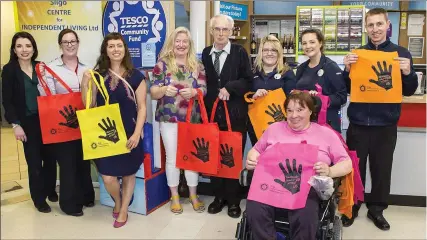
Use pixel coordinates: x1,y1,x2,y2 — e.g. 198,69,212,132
0,1,426,239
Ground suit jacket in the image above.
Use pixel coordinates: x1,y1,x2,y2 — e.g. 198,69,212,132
202,43,252,132
2,60,40,124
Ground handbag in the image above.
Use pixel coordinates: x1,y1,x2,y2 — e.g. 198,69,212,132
176,89,220,175
244,88,287,139
205,98,242,179
76,70,130,160
35,62,85,144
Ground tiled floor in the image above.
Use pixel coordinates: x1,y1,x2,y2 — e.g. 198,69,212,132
1,191,426,239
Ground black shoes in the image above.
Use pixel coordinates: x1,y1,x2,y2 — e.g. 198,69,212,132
227,204,241,218
48,192,59,202
208,198,241,218
84,201,95,208
64,210,84,217
342,211,358,227
367,211,390,231
36,202,51,213
208,198,227,214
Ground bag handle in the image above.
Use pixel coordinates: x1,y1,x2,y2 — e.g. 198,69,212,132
244,92,255,103
186,89,209,123
314,84,330,125
86,70,109,109
35,62,73,96
210,98,232,131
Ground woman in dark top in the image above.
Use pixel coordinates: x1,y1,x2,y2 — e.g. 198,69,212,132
1,32,57,213
295,29,347,132
248,35,296,145
81,33,147,228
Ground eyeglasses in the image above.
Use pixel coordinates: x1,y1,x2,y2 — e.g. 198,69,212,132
212,27,231,34
61,40,79,46
262,48,278,54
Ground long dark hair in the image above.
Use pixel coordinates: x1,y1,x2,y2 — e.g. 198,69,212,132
94,32,133,76
9,31,38,62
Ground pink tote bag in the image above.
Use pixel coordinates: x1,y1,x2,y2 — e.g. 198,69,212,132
248,142,319,210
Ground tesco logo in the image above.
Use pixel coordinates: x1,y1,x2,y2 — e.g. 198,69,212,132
120,16,149,27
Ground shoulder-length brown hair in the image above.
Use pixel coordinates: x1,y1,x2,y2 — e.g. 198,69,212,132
93,32,133,76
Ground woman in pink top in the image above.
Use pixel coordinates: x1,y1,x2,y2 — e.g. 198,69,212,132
245,91,352,240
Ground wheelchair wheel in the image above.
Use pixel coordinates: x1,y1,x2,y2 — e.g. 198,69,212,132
332,216,343,240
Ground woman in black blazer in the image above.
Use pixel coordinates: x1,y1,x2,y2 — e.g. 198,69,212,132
2,32,57,213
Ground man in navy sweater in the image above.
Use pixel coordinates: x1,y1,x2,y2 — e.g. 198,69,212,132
342,8,418,230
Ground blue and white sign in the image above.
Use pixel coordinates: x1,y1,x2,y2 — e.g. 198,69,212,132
341,1,399,10
219,1,248,21
102,1,167,68
141,43,156,68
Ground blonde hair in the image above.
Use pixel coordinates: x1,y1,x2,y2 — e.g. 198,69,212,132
210,14,234,29
158,27,198,74
254,35,290,75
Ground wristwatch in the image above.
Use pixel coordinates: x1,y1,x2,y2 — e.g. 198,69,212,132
12,123,20,129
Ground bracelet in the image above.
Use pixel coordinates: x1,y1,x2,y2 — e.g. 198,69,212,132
12,124,20,129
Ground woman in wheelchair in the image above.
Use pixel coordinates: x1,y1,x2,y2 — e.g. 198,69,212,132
245,91,352,240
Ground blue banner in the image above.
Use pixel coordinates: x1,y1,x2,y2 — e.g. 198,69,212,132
102,1,167,68
219,1,248,21
341,1,399,10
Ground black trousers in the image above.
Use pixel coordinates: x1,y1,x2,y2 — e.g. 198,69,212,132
20,115,57,207
210,125,247,205
247,188,320,240
346,123,397,214
51,140,94,213
247,120,258,147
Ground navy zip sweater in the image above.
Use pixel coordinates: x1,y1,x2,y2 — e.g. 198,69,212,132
296,55,347,132
343,38,419,126
252,68,296,96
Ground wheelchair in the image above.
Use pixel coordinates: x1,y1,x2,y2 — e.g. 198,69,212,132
236,169,343,240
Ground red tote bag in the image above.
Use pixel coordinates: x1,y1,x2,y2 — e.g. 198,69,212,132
36,62,85,144
176,89,220,174
205,98,242,179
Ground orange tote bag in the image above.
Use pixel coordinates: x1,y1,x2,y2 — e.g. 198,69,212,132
349,49,402,103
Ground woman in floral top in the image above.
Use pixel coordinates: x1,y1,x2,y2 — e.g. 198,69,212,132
150,27,207,214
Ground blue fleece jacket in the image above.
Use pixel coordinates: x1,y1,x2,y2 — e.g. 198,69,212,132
252,68,296,96
296,55,347,132
343,38,419,126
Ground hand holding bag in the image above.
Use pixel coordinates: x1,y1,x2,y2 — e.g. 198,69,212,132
35,62,85,144
176,89,220,174
76,70,129,160
206,98,242,179
244,88,287,139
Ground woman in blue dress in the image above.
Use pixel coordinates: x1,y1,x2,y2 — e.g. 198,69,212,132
81,33,147,228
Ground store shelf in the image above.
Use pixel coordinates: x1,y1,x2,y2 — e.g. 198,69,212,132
229,36,247,40
250,54,296,57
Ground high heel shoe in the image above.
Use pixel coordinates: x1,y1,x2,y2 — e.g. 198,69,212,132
170,195,183,214
113,214,128,228
189,194,205,213
112,211,119,219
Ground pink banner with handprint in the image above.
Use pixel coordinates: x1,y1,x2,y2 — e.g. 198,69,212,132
248,142,319,210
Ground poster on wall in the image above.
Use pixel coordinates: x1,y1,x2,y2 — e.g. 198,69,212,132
16,1,103,67
408,37,425,58
102,1,167,68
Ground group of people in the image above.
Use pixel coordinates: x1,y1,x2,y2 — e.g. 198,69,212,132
2,7,418,237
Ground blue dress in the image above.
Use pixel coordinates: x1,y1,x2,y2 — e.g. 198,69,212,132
94,69,145,176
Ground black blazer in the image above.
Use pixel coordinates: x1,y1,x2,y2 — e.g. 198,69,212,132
202,44,252,132
2,60,39,124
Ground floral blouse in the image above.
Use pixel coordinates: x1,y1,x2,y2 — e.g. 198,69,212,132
151,59,207,123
